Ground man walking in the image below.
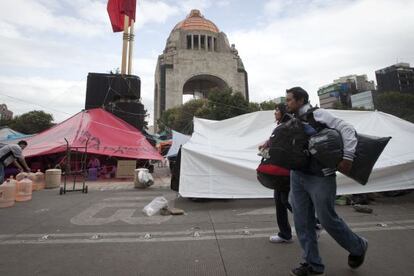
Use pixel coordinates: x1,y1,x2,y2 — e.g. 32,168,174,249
285,87,368,275
0,140,31,184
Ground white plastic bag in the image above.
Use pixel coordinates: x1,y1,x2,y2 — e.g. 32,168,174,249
142,196,168,216
136,170,154,188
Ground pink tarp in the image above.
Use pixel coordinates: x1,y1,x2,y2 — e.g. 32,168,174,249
24,108,162,160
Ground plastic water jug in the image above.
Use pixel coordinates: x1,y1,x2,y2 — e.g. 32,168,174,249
0,179,16,208
16,177,33,202
16,172,28,181
34,170,45,190
28,172,37,191
9,175,17,186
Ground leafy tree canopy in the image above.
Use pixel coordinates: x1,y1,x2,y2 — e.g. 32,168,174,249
0,110,54,134
375,91,414,123
157,88,277,134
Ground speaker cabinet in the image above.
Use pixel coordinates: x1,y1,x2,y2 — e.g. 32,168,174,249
85,73,141,110
107,101,146,131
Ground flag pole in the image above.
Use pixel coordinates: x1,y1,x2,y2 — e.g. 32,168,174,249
127,19,135,75
121,15,129,75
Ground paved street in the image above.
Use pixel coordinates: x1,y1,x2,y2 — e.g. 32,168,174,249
1,173,413,276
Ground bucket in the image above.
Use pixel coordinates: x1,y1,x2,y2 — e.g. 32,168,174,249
16,177,32,202
45,169,62,189
0,179,16,208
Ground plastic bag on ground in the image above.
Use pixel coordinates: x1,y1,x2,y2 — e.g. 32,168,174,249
142,197,168,216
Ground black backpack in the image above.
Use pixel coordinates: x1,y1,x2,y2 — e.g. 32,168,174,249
267,116,310,170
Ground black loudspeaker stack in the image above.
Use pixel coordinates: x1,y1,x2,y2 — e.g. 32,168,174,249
85,73,146,130
107,100,146,131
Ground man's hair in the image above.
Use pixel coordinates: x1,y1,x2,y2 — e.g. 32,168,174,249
286,87,309,104
17,140,28,147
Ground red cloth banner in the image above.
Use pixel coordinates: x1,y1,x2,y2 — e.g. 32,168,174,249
107,0,136,32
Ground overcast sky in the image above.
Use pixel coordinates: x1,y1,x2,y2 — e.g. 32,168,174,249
0,0,413,125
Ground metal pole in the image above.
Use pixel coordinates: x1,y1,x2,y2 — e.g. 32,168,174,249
121,15,129,75
127,19,135,75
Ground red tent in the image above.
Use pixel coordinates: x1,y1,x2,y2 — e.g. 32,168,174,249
23,108,162,160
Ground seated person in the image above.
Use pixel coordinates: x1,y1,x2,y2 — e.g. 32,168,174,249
87,156,101,169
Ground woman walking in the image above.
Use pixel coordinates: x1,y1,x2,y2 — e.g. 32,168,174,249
257,103,321,243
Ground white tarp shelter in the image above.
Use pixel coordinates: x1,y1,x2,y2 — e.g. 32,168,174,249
166,130,191,158
179,110,414,198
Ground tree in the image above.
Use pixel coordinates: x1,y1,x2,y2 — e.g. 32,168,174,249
332,101,369,111
206,88,250,120
157,107,179,133
0,118,12,128
8,110,54,134
376,91,414,123
157,88,252,134
156,88,283,134
248,102,261,112
259,100,277,111
157,99,208,134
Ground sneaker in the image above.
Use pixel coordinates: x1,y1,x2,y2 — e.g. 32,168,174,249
315,224,323,239
269,234,293,243
290,263,324,276
348,238,368,269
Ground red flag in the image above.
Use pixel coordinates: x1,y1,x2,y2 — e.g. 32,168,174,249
121,0,136,21
107,0,136,32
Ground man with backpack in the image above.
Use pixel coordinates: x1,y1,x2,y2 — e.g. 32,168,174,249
285,87,368,276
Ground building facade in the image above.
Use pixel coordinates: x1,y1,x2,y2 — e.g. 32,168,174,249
351,90,376,110
375,63,414,93
0,104,13,120
317,82,354,109
154,10,249,127
333,74,375,92
273,97,286,104
318,74,376,109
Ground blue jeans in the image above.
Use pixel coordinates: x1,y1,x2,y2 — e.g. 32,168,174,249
290,170,366,272
0,163,4,184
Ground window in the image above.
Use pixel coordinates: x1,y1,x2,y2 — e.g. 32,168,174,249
200,35,205,50
193,35,199,49
187,35,192,49
213,37,217,51
207,36,212,51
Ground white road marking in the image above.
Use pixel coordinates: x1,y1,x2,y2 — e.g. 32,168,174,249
0,220,412,245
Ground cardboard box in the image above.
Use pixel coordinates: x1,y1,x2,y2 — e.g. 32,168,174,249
115,160,137,178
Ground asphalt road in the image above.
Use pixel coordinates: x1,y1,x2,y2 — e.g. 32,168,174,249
1,180,413,276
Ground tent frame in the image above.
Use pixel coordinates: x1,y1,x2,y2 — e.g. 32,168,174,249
60,138,89,195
